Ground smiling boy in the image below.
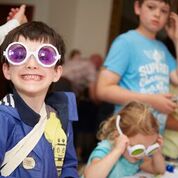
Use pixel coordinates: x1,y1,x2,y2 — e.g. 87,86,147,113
0,21,79,178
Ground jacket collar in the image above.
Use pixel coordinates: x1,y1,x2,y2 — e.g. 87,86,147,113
13,89,40,127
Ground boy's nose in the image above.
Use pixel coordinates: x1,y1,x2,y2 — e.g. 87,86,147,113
26,55,39,69
154,9,161,17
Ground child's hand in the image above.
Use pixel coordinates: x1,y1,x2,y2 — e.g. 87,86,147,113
7,5,27,24
165,12,178,45
153,135,164,155
113,134,129,154
148,93,176,114
156,134,164,148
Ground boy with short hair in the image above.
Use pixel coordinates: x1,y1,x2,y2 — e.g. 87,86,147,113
0,21,79,178
96,0,178,134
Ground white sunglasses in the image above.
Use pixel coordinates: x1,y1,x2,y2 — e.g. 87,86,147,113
3,42,61,67
116,115,159,158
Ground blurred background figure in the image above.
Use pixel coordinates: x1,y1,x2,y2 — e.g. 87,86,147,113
55,49,98,164
69,49,81,61
89,53,103,71
163,84,178,163
89,53,114,129
61,50,114,164
62,49,97,98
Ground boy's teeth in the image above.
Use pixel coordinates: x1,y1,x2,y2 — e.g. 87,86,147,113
23,75,40,80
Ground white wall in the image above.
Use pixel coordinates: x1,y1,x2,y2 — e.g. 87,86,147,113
0,0,112,57
74,0,112,57
48,0,79,55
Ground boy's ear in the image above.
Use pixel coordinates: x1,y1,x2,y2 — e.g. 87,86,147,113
2,63,11,80
53,65,63,82
134,1,141,16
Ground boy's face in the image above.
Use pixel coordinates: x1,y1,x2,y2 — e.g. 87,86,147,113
135,0,170,35
2,36,62,97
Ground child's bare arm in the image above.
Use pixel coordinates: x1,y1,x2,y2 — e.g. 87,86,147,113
165,12,178,47
84,135,129,178
0,5,27,45
140,152,165,175
7,4,27,24
84,151,121,178
96,68,176,114
166,12,178,85
140,135,165,174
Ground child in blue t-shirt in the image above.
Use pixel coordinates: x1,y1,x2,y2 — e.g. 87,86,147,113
96,0,178,134
83,101,165,178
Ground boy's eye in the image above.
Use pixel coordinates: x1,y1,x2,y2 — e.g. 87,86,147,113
147,4,156,10
161,9,169,14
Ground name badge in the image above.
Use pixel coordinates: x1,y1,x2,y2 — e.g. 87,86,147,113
22,157,36,169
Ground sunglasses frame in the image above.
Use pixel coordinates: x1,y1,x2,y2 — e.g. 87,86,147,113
3,42,61,68
116,115,159,158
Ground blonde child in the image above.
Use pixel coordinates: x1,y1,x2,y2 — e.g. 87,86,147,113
83,101,165,178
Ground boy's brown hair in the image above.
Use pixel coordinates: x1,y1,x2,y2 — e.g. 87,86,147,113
135,0,173,8
0,21,65,98
0,21,65,66
97,101,159,141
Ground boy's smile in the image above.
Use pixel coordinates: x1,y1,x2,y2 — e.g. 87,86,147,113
22,74,43,81
2,36,62,99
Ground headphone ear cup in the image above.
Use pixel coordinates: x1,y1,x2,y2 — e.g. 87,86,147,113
145,143,160,156
127,144,145,157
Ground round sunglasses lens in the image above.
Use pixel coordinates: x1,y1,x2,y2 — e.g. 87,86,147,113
131,149,144,156
147,148,158,156
38,46,57,66
8,44,26,63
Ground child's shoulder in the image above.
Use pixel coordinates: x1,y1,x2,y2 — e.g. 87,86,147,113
96,140,112,150
46,91,78,132
0,94,18,115
46,91,78,121
0,104,18,131
113,30,140,45
0,94,21,123
115,29,135,39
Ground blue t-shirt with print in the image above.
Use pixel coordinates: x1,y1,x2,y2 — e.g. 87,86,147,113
85,140,143,178
104,30,176,134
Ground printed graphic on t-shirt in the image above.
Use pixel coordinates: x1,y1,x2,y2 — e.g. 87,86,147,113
139,49,169,94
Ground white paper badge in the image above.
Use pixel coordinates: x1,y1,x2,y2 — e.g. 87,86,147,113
22,157,36,169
